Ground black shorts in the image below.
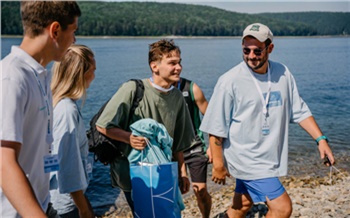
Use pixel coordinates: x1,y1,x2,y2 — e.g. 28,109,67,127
184,140,208,183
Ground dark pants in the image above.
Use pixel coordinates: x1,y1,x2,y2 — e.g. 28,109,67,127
46,202,60,218
123,191,135,213
59,207,79,218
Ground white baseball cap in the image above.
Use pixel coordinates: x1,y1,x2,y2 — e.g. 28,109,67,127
242,23,273,42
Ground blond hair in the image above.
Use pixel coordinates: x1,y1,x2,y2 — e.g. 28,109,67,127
51,44,94,107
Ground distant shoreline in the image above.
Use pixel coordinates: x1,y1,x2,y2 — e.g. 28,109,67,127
1,35,349,39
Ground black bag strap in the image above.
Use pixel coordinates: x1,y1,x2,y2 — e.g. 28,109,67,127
88,79,144,148
129,79,144,118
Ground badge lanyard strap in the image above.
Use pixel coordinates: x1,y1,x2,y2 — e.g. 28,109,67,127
248,66,271,118
149,77,174,92
31,70,52,151
74,100,83,118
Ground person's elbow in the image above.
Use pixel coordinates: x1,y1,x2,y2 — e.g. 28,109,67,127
96,125,107,135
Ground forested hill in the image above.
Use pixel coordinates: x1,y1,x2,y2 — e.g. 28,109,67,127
1,1,349,37
258,12,350,36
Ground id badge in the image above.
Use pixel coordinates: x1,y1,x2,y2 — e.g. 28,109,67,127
46,133,53,145
262,119,270,135
43,154,59,173
86,156,94,179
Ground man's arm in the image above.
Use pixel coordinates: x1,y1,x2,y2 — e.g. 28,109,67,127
70,190,94,218
192,82,213,161
0,141,47,217
96,126,146,150
173,151,190,194
209,135,231,185
192,83,208,115
298,116,335,165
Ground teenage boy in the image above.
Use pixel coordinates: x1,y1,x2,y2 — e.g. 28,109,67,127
0,2,81,217
175,77,212,218
96,39,195,212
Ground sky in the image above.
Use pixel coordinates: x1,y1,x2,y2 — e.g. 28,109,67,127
104,0,350,14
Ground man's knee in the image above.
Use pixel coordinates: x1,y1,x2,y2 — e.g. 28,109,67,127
269,204,292,218
231,192,253,212
193,184,211,200
266,192,292,218
226,194,253,218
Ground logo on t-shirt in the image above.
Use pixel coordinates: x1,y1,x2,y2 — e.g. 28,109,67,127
265,91,282,107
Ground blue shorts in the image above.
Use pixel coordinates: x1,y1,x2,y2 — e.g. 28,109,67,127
235,177,285,203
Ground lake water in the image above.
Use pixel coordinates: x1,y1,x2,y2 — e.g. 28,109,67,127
2,36,350,215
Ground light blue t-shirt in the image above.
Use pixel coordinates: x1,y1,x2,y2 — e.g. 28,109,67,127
200,61,312,180
49,98,92,215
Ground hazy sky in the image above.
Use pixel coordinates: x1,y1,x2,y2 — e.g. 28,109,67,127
104,0,349,14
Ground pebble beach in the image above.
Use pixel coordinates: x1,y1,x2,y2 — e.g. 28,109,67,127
101,156,350,218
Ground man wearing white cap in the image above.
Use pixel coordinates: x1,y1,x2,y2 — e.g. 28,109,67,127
200,23,335,217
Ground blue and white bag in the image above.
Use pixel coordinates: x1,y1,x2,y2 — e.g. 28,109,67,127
130,138,184,218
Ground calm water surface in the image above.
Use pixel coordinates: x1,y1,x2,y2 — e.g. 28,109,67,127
2,37,349,215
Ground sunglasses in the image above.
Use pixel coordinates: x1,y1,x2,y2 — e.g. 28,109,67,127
243,46,268,56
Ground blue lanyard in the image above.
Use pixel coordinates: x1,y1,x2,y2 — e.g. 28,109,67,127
74,100,83,118
31,70,51,136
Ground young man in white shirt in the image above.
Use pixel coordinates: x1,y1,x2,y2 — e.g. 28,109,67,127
0,2,81,217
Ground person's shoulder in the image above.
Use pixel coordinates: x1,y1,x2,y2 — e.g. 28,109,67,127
269,60,285,68
217,62,246,84
172,86,184,98
120,78,145,91
2,53,25,75
181,77,192,84
1,56,32,91
269,60,291,75
56,98,75,107
54,98,79,119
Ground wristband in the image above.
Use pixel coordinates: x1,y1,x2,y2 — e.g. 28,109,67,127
315,135,328,145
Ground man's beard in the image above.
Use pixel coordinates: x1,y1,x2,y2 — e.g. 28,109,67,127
244,54,268,71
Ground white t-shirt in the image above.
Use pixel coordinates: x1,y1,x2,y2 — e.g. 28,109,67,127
0,46,53,217
200,61,312,180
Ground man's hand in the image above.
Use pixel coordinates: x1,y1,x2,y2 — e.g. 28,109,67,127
212,165,231,185
179,176,190,194
318,141,335,166
208,134,230,185
129,135,147,150
298,117,336,166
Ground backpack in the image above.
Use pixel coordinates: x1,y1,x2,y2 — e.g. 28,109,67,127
87,79,144,165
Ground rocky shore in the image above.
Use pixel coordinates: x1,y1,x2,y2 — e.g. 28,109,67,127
101,170,349,218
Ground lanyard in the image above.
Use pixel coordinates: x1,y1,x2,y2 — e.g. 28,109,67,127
248,66,271,118
74,100,83,118
31,70,52,145
149,77,174,92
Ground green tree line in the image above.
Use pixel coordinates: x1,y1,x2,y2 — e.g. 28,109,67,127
1,1,349,37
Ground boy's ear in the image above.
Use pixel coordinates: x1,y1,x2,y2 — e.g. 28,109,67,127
49,21,61,40
150,61,159,73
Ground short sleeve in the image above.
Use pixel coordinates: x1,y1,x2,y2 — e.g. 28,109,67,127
52,100,87,193
200,78,233,138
